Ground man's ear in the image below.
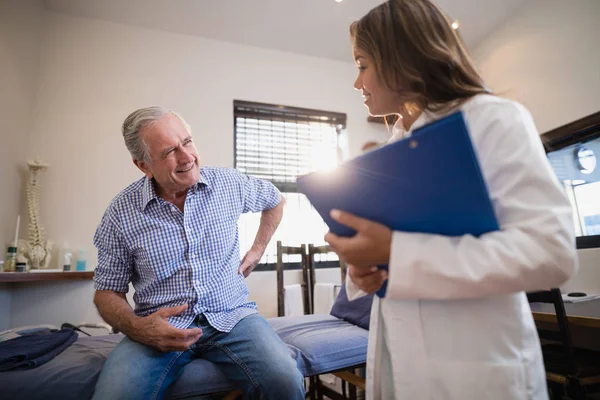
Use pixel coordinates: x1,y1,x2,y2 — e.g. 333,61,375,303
133,158,153,179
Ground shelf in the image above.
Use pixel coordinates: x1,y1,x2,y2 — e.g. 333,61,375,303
0,271,94,283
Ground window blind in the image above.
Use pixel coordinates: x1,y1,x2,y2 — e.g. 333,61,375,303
234,100,346,192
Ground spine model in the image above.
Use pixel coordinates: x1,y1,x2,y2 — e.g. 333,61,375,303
18,159,53,269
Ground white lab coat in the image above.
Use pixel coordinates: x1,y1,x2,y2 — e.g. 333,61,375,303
347,94,578,400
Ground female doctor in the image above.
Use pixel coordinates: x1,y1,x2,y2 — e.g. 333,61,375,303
324,1,577,399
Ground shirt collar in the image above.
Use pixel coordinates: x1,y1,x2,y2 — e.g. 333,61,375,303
387,111,431,144
141,176,159,210
198,168,210,189
141,170,210,210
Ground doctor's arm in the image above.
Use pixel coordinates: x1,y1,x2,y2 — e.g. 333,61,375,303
328,102,578,300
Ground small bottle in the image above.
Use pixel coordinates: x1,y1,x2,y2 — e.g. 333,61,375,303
76,249,86,271
0,261,5,272
4,247,17,273
15,262,26,273
63,250,72,272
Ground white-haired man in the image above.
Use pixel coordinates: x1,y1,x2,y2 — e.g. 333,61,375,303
92,106,304,399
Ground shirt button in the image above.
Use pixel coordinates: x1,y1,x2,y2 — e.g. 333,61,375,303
190,253,197,259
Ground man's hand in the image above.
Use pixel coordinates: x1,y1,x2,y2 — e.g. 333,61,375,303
129,304,202,352
325,209,393,267
239,247,264,277
348,264,388,294
240,194,284,278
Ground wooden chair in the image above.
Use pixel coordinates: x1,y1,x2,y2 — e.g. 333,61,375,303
306,244,346,314
276,241,309,316
306,244,365,400
527,289,600,399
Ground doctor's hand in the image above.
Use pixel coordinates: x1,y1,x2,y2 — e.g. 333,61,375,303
348,264,388,294
130,304,203,353
325,209,392,268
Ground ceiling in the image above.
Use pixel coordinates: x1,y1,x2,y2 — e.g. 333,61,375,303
43,0,526,62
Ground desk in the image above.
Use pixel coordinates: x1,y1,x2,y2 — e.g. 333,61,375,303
532,312,600,329
533,312,600,351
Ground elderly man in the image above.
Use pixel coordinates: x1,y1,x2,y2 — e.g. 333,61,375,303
92,106,304,399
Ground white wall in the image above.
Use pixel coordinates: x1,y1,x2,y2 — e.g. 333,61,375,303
473,0,600,297
6,11,387,328
0,285,10,331
473,0,600,134
0,0,44,331
29,11,386,261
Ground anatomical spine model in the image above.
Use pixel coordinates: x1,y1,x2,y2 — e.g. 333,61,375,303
18,159,53,269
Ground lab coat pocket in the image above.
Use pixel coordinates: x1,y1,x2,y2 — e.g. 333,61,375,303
429,360,527,400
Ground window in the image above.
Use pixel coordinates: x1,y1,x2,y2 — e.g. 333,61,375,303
234,100,347,269
545,111,600,248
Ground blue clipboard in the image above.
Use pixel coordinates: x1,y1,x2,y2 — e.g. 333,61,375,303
296,111,499,297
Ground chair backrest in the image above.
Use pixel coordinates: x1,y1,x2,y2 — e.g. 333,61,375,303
275,241,309,317
527,288,577,376
307,244,346,314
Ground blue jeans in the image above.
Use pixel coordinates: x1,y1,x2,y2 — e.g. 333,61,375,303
92,313,305,400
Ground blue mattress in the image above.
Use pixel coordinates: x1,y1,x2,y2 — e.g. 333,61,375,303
268,314,368,376
0,315,368,399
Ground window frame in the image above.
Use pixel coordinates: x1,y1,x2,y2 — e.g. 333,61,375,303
543,110,600,249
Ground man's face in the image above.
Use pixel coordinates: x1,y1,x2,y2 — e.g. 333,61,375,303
134,114,201,194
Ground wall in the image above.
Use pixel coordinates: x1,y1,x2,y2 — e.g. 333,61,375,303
473,0,600,133
28,11,386,261
7,11,387,328
0,0,44,331
0,284,10,331
473,0,600,296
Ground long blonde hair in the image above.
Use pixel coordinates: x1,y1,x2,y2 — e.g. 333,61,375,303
350,0,489,114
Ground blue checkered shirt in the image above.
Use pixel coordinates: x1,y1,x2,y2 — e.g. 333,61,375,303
93,167,281,332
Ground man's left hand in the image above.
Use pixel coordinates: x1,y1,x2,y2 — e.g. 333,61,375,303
325,209,392,268
239,247,264,277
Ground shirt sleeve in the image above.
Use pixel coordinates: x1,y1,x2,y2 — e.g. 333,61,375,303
345,274,369,301
93,206,133,293
385,100,578,300
238,173,282,213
